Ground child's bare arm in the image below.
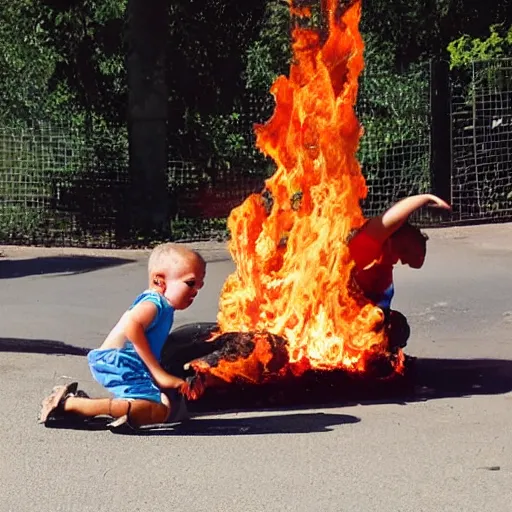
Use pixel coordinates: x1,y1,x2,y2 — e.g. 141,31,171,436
363,194,451,244
124,302,184,389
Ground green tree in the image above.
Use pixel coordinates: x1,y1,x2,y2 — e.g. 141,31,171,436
361,0,512,67
39,0,128,125
0,0,128,126
448,24,512,68
0,1,57,122
243,0,291,93
164,0,268,162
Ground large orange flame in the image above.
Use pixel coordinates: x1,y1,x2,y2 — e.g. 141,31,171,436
216,0,391,376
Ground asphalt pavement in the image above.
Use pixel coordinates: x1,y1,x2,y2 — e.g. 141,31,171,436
1,224,511,512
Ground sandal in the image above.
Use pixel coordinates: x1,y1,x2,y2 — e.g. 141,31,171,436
39,382,78,424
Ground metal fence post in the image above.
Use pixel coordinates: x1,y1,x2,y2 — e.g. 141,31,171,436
430,59,452,205
126,0,170,241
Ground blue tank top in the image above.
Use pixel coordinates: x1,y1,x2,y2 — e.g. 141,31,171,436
128,290,174,359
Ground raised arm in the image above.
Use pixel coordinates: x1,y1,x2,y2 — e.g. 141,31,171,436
362,194,451,244
124,302,184,389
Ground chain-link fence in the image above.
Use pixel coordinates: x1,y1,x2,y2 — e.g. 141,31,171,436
0,121,129,246
167,64,434,234
167,94,274,241
357,63,432,219
450,59,512,222
1,58,511,247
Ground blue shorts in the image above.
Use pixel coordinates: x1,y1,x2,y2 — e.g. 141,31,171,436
367,283,395,318
87,343,162,403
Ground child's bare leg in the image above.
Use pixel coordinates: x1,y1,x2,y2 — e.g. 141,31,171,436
128,395,170,426
63,397,169,427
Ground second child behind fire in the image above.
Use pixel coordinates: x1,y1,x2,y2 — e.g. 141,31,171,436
348,193,451,348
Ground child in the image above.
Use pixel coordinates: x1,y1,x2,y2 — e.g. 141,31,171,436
39,243,206,430
348,194,451,347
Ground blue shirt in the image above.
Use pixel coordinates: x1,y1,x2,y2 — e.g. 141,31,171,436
128,290,174,359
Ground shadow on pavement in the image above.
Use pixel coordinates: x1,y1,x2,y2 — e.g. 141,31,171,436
411,357,512,399
9,333,512,405
45,412,360,436
37,352,512,436
0,255,134,279
0,337,89,356
136,413,360,436
186,357,512,414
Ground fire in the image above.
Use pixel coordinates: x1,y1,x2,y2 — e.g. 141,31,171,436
215,0,394,377
190,332,289,385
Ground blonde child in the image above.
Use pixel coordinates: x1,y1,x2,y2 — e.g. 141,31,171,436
39,243,206,431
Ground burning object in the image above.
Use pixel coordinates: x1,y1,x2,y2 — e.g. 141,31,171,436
188,331,289,390
175,0,407,399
